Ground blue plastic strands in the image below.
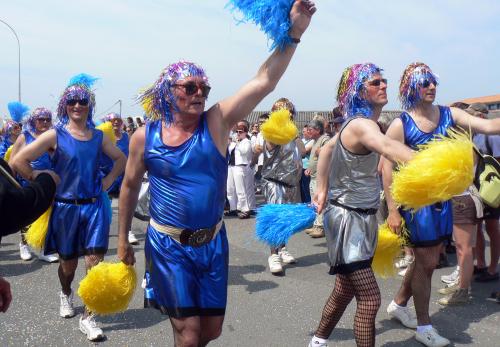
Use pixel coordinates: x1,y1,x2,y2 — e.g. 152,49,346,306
68,73,98,89
226,0,294,51
256,203,316,247
7,101,30,123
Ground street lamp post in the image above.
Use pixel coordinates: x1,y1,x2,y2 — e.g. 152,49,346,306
0,19,21,102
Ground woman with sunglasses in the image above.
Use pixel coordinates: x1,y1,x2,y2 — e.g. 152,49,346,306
0,120,22,159
382,62,500,347
12,74,126,342
8,107,59,263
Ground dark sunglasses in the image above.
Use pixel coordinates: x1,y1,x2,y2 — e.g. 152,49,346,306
36,118,52,123
420,79,437,88
174,82,211,97
236,130,246,134
66,99,89,106
367,78,387,87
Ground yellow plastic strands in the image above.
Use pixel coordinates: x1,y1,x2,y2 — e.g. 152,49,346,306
392,129,474,211
260,109,298,145
372,222,403,278
4,145,13,161
96,121,116,143
25,206,52,250
78,262,137,315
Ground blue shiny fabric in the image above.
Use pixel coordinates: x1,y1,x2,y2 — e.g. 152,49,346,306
44,193,111,259
52,127,103,199
144,224,229,317
44,127,110,259
399,106,454,246
99,132,129,193
0,138,13,158
144,115,228,229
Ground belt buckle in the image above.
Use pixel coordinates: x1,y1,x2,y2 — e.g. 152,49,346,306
180,227,214,247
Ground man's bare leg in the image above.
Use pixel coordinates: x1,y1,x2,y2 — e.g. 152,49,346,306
170,315,224,347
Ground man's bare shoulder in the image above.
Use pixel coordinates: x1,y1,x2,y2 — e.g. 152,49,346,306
129,127,146,148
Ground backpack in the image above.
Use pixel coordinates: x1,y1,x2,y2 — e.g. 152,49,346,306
474,136,500,208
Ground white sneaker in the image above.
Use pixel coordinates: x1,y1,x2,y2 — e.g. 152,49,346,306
141,278,147,289
308,340,328,347
387,301,417,329
396,255,414,269
79,315,104,341
415,328,450,347
398,268,408,277
59,290,75,318
441,266,459,284
38,252,59,263
268,254,283,274
19,242,33,261
128,231,139,244
279,247,296,264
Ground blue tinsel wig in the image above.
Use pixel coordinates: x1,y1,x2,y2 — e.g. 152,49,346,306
399,62,438,110
27,107,53,133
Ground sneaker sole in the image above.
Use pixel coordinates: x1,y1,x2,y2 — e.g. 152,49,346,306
60,312,76,318
79,326,104,341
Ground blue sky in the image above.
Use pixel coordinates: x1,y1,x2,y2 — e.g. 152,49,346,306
1,0,499,119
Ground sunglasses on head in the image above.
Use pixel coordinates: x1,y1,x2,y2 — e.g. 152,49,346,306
420,79,436,88
66,99,89,106
367,78,387,87
174,82,211,97
36,117,52,123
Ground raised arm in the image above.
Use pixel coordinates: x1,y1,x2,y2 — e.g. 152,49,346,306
312,134,338,213
117,127,147,265
101,135,126,191
451,107,500,135
7,133,26,173
11,129,56,180
208,0,316,139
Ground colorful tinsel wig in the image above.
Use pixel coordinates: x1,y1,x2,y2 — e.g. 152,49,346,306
138,61,209,123
336,63,383,118
57,73,98,128
27,107,52,133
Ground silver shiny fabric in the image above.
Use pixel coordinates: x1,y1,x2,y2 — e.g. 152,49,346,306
325,116,381,271
324,204,378,270
261,140,302,204
261,141,302,188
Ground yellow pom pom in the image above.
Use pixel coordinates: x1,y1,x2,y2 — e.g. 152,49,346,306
25,206,52,250
78,262,137,315
260,109,298,145
96,122,116,143
372,222,404,278
392,129,474,211
4,145,13,161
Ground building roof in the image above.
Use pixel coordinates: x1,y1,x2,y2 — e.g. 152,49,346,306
460,94,500,105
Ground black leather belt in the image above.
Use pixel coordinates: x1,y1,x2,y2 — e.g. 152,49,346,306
55,197,97,205
329,199,377,215
179,226,217,247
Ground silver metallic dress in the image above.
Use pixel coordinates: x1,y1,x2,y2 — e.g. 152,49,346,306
324,117,381,274
261,140,302,204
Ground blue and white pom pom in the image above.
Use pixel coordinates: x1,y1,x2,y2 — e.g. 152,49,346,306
256,203,316,247
226,0,295,51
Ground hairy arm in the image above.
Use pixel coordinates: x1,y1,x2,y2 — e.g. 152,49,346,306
101,135,127,191
381,119,406,232
117,127,146,265
451,107,500,135
11,129,56,180
312,134,338,213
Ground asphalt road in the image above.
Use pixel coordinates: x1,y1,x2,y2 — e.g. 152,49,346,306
1,201,499,346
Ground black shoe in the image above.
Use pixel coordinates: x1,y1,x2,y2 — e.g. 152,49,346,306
473,266,488,275
224,210,238,217
490,291,500,303
238,211,251,219
475,272,499,282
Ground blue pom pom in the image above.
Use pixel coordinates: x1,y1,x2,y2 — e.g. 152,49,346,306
68,73,98,88
7,101,30,123
256,203,316,247
226,0,294,51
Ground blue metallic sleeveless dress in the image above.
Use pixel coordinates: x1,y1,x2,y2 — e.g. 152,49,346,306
0,138,13,159
400,105,454,247
99,132,129,193
44,127,111,259
143,114,229,318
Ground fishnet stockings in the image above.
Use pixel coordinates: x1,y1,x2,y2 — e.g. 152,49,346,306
315,268,381,347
